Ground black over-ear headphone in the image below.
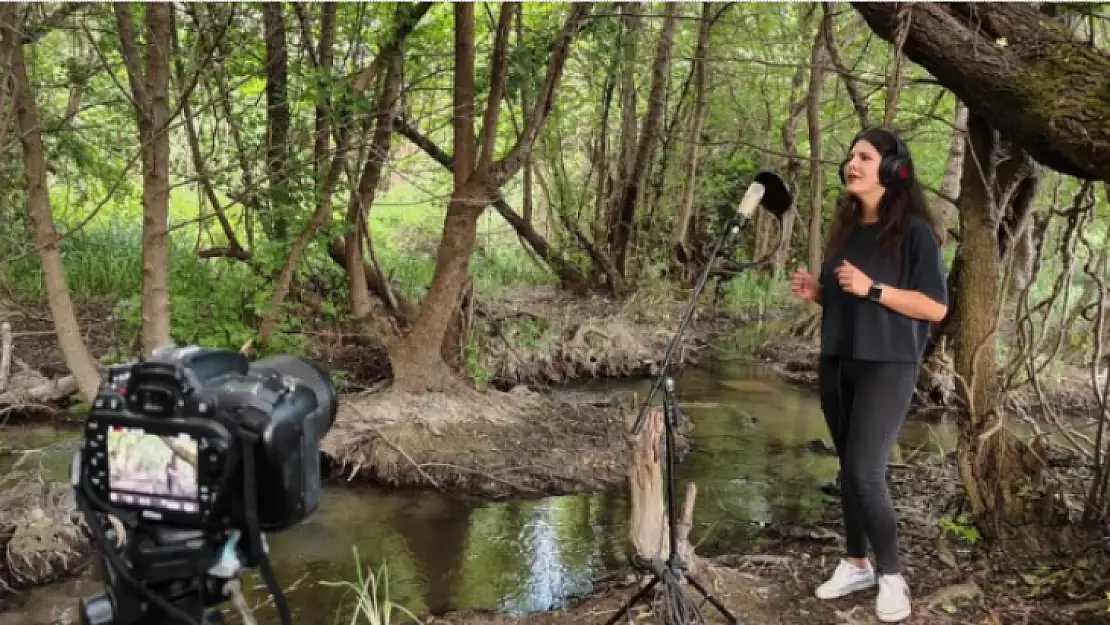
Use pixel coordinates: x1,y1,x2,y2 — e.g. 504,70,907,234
838,127,914,188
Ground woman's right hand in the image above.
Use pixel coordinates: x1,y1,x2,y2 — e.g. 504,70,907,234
790,269,818,302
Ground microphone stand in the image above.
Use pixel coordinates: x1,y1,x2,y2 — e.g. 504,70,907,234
605,212,754,625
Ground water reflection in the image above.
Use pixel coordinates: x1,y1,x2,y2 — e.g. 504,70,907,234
0,362,963,625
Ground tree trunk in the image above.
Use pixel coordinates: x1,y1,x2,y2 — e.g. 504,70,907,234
805,21,828,275
345,18,405,340
142,3,173,354
115,3,174,355
387,3,590,391
953,114,1001,431
1,4,101,401
953,113,1047,536
388,183,492,390
671,3,713,286
852,2,1110,182
609,2,679,280
312,4,337,178
764,5,813,273
387,3,483,391
590,68,615,249
258,133,348,350
263,2,291,240
392,116,590,292
933,101,968,227
327,239,415,323
605,3,640,261
517,8,534,228
258,3,430,351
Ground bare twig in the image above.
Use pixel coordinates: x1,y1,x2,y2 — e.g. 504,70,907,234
346,404,440,489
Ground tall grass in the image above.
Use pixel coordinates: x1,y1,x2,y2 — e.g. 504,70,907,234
1,223,315,354
1,185,554,357
318,548,420,625
5,225,159,300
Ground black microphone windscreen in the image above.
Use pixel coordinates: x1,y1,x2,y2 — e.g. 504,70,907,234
753,170,793,218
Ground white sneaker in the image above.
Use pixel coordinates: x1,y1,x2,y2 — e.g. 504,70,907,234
876,574,912,622
815,559,876,600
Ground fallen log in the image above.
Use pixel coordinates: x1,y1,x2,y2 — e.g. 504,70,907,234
0,321,87,413
0,372,78,409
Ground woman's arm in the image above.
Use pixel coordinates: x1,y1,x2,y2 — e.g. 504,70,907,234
873,284,946,322
834,219,949,321
882,218,949,322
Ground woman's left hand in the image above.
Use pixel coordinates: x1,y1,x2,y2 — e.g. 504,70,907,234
835,260,873,297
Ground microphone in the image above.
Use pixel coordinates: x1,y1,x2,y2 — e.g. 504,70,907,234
733,170,794,227
735,181,767,224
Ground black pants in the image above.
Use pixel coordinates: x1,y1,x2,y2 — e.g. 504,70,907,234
818,355,917,575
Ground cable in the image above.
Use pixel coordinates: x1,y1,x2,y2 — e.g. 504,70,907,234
76,481,204,625
653,571,707,625
240,426,295,625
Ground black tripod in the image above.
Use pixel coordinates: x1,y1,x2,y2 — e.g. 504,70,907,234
79,523,231,625
604,171,792,625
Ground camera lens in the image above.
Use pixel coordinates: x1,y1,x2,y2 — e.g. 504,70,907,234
250,355,338,432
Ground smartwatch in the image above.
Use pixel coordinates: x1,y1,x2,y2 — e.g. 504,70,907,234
867,281,883,302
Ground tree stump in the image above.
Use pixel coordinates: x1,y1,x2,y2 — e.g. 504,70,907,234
0,321,11,393
628,408,705,578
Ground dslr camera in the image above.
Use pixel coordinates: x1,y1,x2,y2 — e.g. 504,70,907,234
71,345,338,625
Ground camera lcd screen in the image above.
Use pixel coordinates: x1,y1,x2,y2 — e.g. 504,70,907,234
106,426,201,514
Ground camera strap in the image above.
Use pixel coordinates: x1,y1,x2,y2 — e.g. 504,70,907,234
237,377,295,625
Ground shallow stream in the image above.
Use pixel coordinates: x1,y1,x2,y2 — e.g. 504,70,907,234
0,362,959,625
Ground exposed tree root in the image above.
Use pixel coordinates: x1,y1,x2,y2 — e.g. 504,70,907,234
319,385,671,497
0,456,90,592
475,288,712,386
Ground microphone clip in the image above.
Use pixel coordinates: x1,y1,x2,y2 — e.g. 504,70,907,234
726,213,751,232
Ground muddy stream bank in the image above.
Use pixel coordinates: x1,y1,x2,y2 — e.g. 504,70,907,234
1,362,960,625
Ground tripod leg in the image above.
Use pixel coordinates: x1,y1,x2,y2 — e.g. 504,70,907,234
604,575,660,625
685,574,741,625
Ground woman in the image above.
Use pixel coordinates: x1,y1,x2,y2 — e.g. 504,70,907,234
790,127,948,623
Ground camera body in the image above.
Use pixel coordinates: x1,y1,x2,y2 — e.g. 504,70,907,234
78,345,337,533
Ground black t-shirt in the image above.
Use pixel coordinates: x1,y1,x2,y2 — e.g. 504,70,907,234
818,215,948,363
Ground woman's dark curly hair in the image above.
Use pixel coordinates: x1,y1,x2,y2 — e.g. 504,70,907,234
824,128,945,261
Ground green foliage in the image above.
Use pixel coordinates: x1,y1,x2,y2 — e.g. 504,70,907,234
461,335,491,390
3,0,1105,396
938,513,981,545
319,547,421,625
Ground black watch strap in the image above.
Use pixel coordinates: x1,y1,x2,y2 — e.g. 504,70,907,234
867,282,883,302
